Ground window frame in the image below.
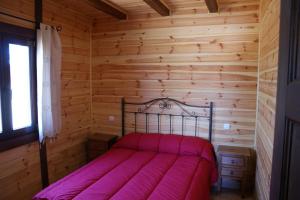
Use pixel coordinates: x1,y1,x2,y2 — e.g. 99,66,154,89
0,22,38,152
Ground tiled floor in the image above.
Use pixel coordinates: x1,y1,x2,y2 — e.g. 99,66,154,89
211,190,255,200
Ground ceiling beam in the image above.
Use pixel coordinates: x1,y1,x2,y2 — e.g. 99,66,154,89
205,0,218,13
87,0,127,20
143,0,170,16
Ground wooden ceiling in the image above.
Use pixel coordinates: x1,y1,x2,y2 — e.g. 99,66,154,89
58,0,220,20
99,0,218,19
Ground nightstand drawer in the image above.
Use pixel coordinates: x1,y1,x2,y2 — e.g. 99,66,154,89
217,145,255,197
221,156,244,167
221,167,243,178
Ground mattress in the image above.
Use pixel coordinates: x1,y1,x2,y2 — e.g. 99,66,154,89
34,133,218,200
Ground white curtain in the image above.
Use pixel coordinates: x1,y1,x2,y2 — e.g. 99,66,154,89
37,23,62,142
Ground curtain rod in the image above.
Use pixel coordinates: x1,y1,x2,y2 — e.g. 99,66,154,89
0,11,62,32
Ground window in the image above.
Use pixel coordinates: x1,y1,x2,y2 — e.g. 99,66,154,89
10,44,33,130
0,23,38,151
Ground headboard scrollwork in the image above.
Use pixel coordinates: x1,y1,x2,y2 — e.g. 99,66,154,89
121,98,213,142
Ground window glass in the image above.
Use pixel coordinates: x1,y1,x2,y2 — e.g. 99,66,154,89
9,44,32,130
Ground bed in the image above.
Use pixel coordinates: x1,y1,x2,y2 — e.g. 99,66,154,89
34,98,218,200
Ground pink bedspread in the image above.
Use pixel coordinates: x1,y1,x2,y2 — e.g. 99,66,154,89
34,133,218,200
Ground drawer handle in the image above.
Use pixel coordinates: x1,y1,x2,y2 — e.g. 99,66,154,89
230,171,234,175
231,160,235,164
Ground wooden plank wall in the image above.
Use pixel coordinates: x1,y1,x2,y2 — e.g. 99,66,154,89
43,0,92,184
0,1,41,199
91,0,260,147
255,0,280,199
0,0,279,199
0,0,92,199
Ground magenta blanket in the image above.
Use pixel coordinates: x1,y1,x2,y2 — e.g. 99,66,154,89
34,133,218,200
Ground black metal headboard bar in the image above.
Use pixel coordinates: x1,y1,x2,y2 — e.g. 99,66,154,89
125,112,209,118
121,98,125,137
125,97,210,108
209,102,213,142
121,97,214,142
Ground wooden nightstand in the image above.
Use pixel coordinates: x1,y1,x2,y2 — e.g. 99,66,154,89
217,145,255,197
86,133,118,162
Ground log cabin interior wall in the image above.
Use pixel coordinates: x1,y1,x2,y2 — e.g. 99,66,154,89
0,1,40,199
0,0,92,199
255,0,280,199
0,0,281,199
91,0,260,147
42,0,92,184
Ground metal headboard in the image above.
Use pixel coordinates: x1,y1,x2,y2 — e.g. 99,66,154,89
121,97,214,142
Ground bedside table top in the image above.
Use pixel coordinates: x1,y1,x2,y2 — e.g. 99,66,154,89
217,145,252,157
88,133,118,142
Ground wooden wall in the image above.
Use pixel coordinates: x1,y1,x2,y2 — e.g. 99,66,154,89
0,1,40,199
43,0,92,184
255,0,280,199
0,0,92,199
91,0,260,147
0,0,280,199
